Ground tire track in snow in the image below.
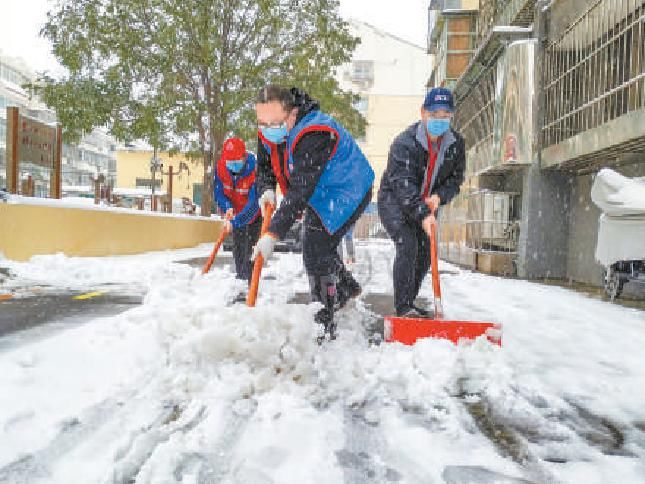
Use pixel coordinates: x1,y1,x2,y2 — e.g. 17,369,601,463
454,379,640,483
336,404,403,484
456,391,557,483
0,377,159,484
193,399,258,484
108,402,207,484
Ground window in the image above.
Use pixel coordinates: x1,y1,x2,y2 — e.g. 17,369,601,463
0,63,28,85
353,96,369,116
351,61,374,82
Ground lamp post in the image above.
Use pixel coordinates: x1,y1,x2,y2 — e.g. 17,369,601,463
161,161,190,214
94,173,105,205
149,147,163,211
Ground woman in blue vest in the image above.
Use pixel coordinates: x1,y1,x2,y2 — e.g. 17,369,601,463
213,137,261,284
251,86,374,342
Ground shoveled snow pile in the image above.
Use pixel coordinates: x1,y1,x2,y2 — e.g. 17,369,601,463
1,241,644,483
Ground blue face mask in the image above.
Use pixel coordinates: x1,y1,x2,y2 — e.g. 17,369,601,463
260,123,288,144
426,118,451,137
226,160,245,174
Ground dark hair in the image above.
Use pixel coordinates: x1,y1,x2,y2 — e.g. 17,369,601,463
256,86,312,111
256,85,296,109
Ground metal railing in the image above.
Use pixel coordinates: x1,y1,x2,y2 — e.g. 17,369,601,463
451,65,497,176
353,213,387,239
478,0,536,44
465,190,520,253
542,0,645,148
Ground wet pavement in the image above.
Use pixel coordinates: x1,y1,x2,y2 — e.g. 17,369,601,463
0,290,143,338
177,253,234,270
0,252,240,339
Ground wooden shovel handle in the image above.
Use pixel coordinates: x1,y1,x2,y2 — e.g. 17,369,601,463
246,203,275,307
202,226,230,274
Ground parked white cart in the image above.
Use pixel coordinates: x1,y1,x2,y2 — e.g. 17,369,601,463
591,169,645,299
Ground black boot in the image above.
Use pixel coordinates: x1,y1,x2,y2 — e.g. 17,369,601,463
335,267,361,310
310,275,338,343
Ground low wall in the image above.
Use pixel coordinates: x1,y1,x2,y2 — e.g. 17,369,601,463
0,202,222,261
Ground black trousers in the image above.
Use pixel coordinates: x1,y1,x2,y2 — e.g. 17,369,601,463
384,218,431,315
302,189,372,279
233,216,262,282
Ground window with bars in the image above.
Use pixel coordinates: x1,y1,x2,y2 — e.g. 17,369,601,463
542,0,645,148
351,61,374,82
451,65,497,175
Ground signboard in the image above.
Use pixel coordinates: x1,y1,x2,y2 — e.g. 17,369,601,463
19,116,57,167
5,106,62,198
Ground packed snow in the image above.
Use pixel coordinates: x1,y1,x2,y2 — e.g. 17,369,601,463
1,241,644,483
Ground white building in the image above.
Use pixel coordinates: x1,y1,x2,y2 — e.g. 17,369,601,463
336,20,431,195
0,50,117,193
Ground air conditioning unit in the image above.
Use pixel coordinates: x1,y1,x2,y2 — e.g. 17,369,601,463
466,190,519,251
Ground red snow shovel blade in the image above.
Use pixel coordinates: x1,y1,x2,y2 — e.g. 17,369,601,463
383,206,502,346
383,316,502,346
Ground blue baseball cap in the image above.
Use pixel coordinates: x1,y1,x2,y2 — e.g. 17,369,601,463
423,87,454,112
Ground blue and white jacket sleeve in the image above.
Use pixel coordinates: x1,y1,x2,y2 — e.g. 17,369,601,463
231,184,260,229
213,176,233,213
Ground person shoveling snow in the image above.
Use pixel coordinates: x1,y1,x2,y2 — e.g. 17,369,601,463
252,86,375,343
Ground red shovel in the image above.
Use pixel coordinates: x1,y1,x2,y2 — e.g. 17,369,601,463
384,207,502,346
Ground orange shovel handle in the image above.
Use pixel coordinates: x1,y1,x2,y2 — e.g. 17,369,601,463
247,203,275,307
428,207,444,318
202,226,230,274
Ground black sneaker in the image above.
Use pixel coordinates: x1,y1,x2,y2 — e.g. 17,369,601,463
412,304,431,317
397,307,424,318
232,291,247,304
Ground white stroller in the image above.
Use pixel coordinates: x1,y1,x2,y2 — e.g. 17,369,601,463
591,168,645,299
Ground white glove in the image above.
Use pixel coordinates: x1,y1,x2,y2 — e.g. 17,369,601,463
252,233,278,263
258,190,276,217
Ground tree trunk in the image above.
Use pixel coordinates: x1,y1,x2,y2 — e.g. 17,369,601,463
201,149,212,217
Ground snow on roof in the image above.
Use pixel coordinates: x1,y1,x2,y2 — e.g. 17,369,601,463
62,185,93,193
0,78,28,98
112,187,167,197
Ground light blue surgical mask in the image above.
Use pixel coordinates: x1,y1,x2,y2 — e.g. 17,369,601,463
226,160,245,174
260,123,288,144
426,118,451,137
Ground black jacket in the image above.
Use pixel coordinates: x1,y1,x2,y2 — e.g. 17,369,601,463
256,95,336,239
377,122,465,232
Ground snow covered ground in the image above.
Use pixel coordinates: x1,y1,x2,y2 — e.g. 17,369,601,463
1,241,644,483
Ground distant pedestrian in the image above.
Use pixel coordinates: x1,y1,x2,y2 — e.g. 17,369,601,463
378,87,466,317
338,224,356,265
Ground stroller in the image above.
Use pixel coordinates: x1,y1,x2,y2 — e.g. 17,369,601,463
591,168,645,299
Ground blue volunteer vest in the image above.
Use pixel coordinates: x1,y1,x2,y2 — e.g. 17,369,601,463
286,111,374,234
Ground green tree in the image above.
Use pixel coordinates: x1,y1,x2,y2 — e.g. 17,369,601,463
35,0,364,215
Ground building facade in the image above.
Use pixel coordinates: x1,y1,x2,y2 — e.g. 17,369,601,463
427,0,479,89
429,0,645,286
1,51,117,194
337,20,431,196
116,148,204,210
